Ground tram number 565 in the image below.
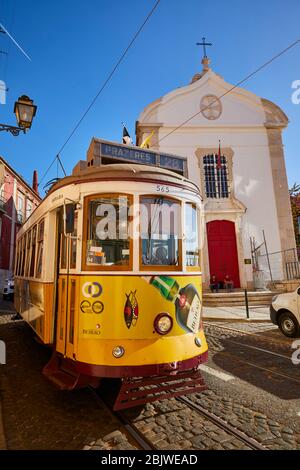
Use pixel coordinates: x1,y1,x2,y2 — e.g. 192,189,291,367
156,185,169,193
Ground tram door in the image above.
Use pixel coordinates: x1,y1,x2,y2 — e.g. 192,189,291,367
55,209,78,359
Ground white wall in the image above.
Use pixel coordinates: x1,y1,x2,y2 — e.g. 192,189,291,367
138,69,284,282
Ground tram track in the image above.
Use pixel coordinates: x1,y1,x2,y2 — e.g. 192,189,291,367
207,332,291,360
113,408,156,450
90,384,270,450
205,329,300,384
176,396,268,450
210,348,300,384
89,387,156,450
89,318,297,452
205,322,292,347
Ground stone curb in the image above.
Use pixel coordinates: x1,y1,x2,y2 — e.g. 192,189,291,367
203,317,271,323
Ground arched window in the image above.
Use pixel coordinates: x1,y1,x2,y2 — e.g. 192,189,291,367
203,154,229,198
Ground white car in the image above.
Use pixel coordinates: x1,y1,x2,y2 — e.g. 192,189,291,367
270,286,300,337
2,278,14,301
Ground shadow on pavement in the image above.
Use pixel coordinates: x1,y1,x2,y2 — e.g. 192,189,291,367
211,332,300,400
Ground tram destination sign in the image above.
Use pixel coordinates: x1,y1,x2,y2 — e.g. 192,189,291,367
93,139,187,176
101,142,156,165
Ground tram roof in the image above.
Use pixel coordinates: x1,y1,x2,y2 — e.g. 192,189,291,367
47,163,201,196
17,163,202,237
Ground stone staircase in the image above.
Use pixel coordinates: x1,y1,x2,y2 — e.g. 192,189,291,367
203,289,282,307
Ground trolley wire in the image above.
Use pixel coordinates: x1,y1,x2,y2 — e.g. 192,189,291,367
38,0,161,188
0,0,16,89
154,37,300,146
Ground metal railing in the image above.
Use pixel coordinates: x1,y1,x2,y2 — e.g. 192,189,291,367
286,261,300,280
255,244,299,283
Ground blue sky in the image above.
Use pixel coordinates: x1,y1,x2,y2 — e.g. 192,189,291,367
0,0,299,195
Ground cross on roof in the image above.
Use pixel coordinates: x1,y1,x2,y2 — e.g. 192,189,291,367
196,37,212,58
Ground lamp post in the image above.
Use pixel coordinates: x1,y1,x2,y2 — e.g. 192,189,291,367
0,95,37,136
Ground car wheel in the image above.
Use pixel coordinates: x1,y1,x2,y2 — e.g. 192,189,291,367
278,311,300,338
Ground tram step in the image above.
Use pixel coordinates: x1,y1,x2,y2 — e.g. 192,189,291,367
113,369,207,411
46,370,81,390
43,352,99,390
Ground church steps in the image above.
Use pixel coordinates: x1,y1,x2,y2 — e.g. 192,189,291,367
203,290,282,307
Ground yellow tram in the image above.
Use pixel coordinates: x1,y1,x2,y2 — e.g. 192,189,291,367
14,139,208,409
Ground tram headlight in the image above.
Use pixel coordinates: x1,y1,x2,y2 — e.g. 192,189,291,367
112,346,125,358
154,313,173,335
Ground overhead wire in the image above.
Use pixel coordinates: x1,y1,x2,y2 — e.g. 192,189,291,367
38,0,161,188
39,19,300,187
0,0,16,90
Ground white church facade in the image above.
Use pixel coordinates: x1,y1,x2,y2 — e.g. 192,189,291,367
136,55,296,290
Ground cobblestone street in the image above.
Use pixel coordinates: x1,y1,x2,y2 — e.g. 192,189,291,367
1,303,300,451
0,312,137,450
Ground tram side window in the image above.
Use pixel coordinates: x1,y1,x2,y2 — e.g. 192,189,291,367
25,231,31,277
85,195,131,268
14,240,19,276
16,238,23,276
17,239,22,276
30,225,37,277
20,236,26,276
36,220,44,278
140,196,181,267
185,203,200,267
17,239,21,276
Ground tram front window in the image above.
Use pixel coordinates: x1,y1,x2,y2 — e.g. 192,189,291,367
140,196,181,267
185,203,200,267
85,195,131,268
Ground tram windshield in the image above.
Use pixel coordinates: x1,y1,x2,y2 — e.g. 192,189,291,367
85,195,131,267
140,196,181,267
83,193,200,271
185,203,200,267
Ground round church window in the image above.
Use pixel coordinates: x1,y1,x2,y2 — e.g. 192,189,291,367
200,94,222,120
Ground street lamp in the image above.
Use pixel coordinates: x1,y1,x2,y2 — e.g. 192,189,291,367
14,95,37,129
0,95,37,136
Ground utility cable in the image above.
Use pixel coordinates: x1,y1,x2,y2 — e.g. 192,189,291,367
38,0,160,187
155,37,300,146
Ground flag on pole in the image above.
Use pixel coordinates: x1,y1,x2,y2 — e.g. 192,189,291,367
122,124,133,145
140,130,155,149
217,140,222,170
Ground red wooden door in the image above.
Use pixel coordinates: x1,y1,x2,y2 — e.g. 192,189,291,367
206,220,240,288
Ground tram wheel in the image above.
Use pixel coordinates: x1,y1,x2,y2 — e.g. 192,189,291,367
278,311,300,338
